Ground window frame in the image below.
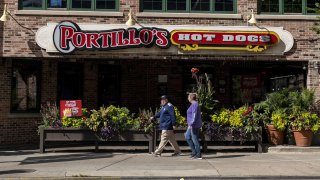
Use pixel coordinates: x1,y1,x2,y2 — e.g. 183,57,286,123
10,60,42,114
140,0,237,13
19,0,119,11
258,0,317,15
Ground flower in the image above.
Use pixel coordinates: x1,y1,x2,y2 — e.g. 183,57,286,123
191,68,199,74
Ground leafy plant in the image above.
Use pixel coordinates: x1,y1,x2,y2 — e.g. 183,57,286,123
254,89,290,125
128,108,156,133
61,108,90,128
40,101,61,128
289,88,315,113
209,105,260,143
290,111,320,132
270,109,289,131
175,107,187,127
191,68,219,123
86,105,134,139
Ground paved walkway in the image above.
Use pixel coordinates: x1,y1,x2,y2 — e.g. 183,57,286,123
1,149,320,179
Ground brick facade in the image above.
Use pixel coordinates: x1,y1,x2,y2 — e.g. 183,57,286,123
1,0,320,146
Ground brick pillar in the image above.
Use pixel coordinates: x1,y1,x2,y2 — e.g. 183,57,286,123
307,61,320,110
237,0,258,15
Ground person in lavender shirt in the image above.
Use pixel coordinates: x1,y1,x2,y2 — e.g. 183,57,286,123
185,93,203,160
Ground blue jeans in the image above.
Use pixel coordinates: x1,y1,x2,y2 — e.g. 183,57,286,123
185,127,201,158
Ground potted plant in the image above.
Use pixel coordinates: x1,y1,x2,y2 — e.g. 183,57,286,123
265,109,289,145
290,111,320,146
254,89,290,145
289,89,318,146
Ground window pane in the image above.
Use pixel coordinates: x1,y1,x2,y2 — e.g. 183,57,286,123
284,0,302,13
47,0,67,8
72,0,92,9
96,0,116,9
22,0,42,8
191,0,210,11
142,0,163,10
215,0,234,11
11,61,40,112
260,0,279,13
167,0,187,11
307,0,320,13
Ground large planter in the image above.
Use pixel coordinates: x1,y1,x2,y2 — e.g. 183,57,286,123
266,124,284,145
39,127,153,153
205,126,262,153
293,129,313,147
155,127,262,153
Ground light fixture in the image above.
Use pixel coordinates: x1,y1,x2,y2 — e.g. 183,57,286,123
0,4,35,34
125,8,144,27
0,4,9,22
125,8,135,26
248,9,257,25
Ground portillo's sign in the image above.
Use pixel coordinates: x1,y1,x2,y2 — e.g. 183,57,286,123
53,21,171,54
52,21,281,54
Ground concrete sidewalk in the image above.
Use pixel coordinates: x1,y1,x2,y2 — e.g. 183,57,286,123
1,149,320,179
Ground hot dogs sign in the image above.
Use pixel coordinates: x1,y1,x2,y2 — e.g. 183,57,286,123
52,21,281,54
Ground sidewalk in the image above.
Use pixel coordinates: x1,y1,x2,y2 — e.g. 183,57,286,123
1,148,320,179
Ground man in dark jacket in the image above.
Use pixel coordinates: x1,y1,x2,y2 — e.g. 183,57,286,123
151,95,181,157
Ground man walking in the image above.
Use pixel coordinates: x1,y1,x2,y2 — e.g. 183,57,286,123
151,95,181,157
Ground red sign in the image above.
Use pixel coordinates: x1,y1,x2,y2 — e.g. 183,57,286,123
60,100,82,118
53,21,171,54
170,30,280,52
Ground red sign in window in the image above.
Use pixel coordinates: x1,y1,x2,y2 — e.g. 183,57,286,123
60,100,82,118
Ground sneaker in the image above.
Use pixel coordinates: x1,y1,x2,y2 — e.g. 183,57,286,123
192,156,203,160
171,152,182,157
190,154,196,158
152,152,161,157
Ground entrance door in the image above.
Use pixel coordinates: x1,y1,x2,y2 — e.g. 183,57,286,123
98,65,121,107
57,62,83,101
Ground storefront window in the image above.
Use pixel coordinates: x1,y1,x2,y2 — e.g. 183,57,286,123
20,0,118,10
96,0,116,9
167,0,187,11
71,0,92,9
58,63,83,101
284,0,302,13
191,0,210,11
47,0,67,8
260,0,279,13
141,0,235,13
142,0,163,10
21,0,43,9
98,65,121,107
215,0,234,12
259,0,314,14
306,0,320,13
11,61,41,113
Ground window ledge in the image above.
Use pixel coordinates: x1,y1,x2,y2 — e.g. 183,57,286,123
15,10,124,17
256,14,319,20
136,12,242,19
8,113,41,118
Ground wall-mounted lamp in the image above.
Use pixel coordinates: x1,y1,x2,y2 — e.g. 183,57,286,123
0,4,35,35
125,8,144,27
244,9,257,26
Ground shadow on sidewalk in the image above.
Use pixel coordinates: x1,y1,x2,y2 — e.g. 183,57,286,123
205,154,247,159
0,169,36,175
19,153,113,165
